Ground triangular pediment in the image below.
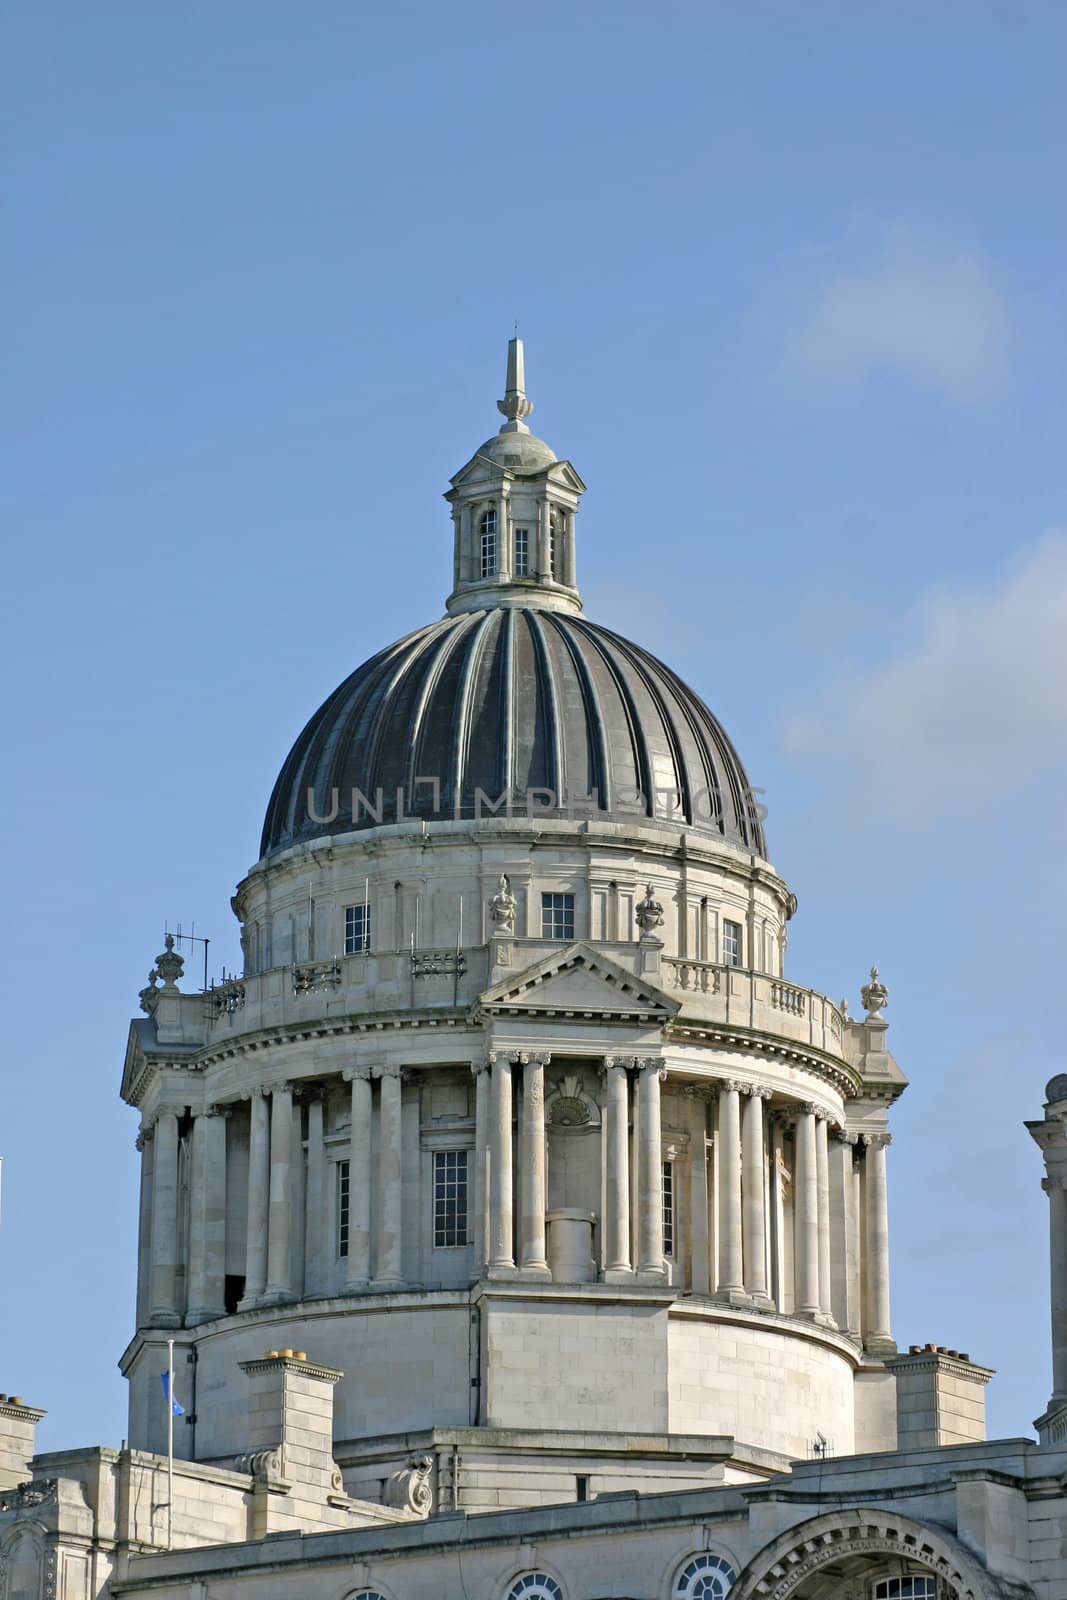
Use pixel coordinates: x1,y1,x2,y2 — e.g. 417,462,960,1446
476,943,679,1023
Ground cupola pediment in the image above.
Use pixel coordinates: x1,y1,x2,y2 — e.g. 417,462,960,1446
475,942,679,1024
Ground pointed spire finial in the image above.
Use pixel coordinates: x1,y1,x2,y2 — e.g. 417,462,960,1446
497,333,534,434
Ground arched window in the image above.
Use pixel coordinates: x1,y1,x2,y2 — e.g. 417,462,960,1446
506,1574,563,1600
345,1591,389,1600
673,1554,737,1600
480,508,498,578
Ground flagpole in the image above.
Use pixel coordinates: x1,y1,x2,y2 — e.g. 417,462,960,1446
166,1338,174,1550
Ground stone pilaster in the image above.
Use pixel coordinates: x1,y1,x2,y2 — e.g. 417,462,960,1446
829,1128,861,1338
636,1058,666,1279
264,1083,294,1303
793,1105,821,1319
303,1093,328,1298
136,1125,155,1328
741,1086,772,1307
815,1112,834,1323
373,1063,404,1288
1045,1174,1067,1401
471,1059,491,1274
187,1106,228,1324
488,1053,515,1273
715,1081,746,1303
149,1109,181,1327
519,1053,551,1276
602,1058,633,1280
863,1132,895,1355
343,1066,373,1289
240,1088,270,1308
684,1087,710,1295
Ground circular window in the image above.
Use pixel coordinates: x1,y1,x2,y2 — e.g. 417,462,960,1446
346,1591,388,1600
673,1555,737,1600
506,1575,563,1600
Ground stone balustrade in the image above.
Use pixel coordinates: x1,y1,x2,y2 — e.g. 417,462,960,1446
165,947,849,1065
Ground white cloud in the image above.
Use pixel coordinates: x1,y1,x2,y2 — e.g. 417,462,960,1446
791,228,1012,401
781,532,1067,830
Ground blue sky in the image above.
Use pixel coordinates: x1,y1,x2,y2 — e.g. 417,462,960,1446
2,2,1064,1450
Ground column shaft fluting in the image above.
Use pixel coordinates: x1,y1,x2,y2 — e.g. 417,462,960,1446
489,1056,515,1270
345,1068,373,1287
863,1133,893,1344
604,1060,632,1274
815,1114,833,1319
374,1066,404,1286
794,1107,820,1315
304,1096,327,1297
149,1111,180,1326
717,1083,744,1294
741,1088,769,1301
265,1084,293,1299
519,1056,549,1272
636,1060,665,1275
242,1089,270,1304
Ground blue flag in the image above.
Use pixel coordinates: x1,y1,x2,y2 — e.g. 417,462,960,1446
161,1371,184,1417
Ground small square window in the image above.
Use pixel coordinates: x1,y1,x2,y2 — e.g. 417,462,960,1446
433,1149,468,1247
344,903,371,954
722,919,742,967
337,1160,350,1258
541,892,574,941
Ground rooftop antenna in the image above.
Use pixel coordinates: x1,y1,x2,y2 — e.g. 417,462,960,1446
167,920,210,992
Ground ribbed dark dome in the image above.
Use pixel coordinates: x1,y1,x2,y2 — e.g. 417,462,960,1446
261,608,767,859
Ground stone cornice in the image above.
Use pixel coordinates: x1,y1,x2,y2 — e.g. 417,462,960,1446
667,1019,860,1098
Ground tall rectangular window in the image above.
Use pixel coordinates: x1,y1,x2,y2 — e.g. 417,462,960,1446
344,902,371,954
433,1150,468,1247
541,892,575,941
722,918,742,967
337,1160,350,1258
662,1160,675,1256
514,527,530,576
480,507,498,579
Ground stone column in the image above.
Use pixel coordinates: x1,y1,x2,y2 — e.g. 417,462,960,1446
187,1107,228,1324
303,1094,327,1298
1045,1176,1067,1398
343,1066,372,1288
488,1053,515,1272
636,1058,666,1278
289,1095,306,1299
603,1058,632,1278
471,1060,491,1273
136,1126,155,1327
563,510,577,587
741,1086,771,1305
793,1105,821,1317
716,1081,745,1300
519,1053,550,1275
815,1112,834,1322
149,1112,181,1327
374,1064,404,1287
829,1128,860,1337
863,1132,895,1353
497,493,511,579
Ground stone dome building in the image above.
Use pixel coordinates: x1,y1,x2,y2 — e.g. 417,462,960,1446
2,341,1065,1600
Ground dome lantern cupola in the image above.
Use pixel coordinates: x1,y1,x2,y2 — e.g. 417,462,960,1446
445,335,586,616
